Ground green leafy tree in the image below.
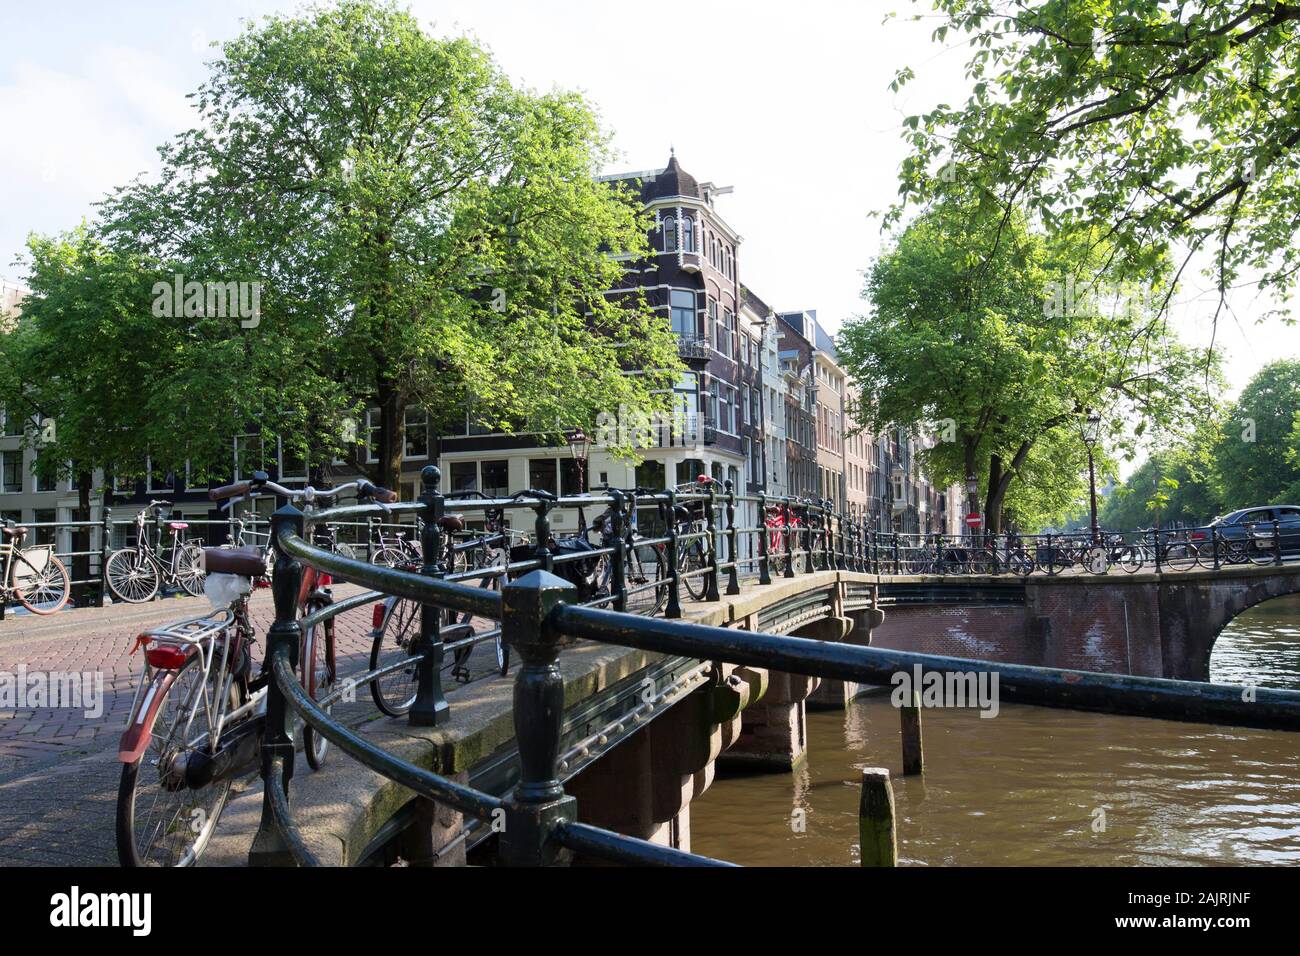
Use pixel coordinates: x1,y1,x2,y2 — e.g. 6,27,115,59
890,1,1300,322
1214,359,1300,504
840,199,1212,533
101,0,678,489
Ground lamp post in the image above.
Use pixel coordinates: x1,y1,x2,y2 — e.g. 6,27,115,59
965,473,979,543
1083,409,1102,544
567,427,591,495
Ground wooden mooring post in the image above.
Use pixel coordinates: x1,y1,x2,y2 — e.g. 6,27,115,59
900,689,923,776
858,767,897,867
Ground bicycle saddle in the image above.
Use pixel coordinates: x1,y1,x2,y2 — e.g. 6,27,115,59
438,514,465,533
1,524,27,541
203,547,266,577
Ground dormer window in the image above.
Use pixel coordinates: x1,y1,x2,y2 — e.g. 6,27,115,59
663,216,677,252
681,216,694,252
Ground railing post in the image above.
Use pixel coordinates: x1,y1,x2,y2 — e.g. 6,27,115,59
499,570,579,866
1152,527,1163,574
609,488,627,613
664,489,683,618
705,481,721,602
366,515,376,564
1046,532,1057,577
409,465,449,728
1273,519,1283,566
97,506,112,607
783,498,796,579
533,499,555,574
249,503,304,867
1212,526,1222,571
803,504,815,575
724,480,741,595
757,492,772,586
891,534,900,575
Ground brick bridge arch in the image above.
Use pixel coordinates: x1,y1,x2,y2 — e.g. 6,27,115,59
866,564,1300,682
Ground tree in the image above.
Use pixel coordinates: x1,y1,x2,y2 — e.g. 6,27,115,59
101,0,679,489
1214,359,1300,504
890,1,1300,325
840,198,1212,533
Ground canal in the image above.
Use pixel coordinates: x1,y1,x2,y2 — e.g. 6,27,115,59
690,595,1300,866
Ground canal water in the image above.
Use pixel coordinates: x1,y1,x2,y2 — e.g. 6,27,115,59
690,595,1300,866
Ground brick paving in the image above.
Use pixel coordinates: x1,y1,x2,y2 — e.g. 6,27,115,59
0,582,505,866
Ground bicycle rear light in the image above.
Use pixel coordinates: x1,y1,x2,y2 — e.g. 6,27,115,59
372,603,387,629
145,644,189,670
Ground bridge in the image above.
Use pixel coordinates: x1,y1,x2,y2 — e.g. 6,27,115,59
100,468,1300,867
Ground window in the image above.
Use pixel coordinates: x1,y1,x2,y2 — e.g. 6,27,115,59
1,409,22,437
33,456,57,493
560,459,583,496
450,461,478,494
482,460,509,499
1,451,21,493
723,308,736,360
681,216,694,252
33,509,55,547
404,408,429,459
670,290,696,337
235,435,265,480
707,299,719,350
663,216,677,253
279,444,308,481
529,458,558,495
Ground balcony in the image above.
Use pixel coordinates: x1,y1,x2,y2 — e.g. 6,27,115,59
676,334,712,371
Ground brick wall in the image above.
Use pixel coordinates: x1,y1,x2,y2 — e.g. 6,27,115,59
870,605,1040,666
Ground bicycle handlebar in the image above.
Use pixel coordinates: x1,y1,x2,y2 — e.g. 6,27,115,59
209,471,397,506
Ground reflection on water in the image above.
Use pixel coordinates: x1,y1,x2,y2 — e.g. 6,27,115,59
691,597,1300,867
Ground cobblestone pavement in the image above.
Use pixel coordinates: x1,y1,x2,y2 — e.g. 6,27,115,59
0,584,504,866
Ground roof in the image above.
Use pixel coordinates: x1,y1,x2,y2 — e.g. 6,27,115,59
601,153,701,203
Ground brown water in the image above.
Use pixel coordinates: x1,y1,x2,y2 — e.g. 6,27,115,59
691,596,1300,866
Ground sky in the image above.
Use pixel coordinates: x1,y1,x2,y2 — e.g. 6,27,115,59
0,0,1293,404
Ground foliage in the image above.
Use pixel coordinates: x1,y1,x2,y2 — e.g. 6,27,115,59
97,0,679,487
890,1,1300,323
840,197,1213,533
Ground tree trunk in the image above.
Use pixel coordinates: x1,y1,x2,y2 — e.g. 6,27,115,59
73,469,92,607
376,374,405,494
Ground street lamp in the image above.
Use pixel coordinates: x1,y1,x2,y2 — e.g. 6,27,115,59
567,427,591,495
965,473,979,540
1082,409,1102,544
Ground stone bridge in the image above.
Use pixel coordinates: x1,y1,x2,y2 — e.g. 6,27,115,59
205,561,1300,865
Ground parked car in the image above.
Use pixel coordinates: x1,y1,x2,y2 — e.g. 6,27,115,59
1190,505,1300,558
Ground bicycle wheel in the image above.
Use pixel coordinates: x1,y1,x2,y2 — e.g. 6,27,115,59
12,548,70,614
116,655,234,867
302,596,334,770
680,541,708,600
106,548,161,604
1114,546,1144,573
176,541,206,597
372,547,407,568
625,543,667,616
369,596,421,717
1163,541,1198,571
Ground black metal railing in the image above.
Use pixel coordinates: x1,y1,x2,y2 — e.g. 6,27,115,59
241,465,1300,868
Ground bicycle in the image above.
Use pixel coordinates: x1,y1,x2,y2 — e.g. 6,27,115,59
104,500,206,603
372,524,422,568
588,488,668,617
672,476,716,600
369,499,515,710
0,520,70,615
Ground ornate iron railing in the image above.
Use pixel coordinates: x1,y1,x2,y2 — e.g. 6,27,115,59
237,465,1300,868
